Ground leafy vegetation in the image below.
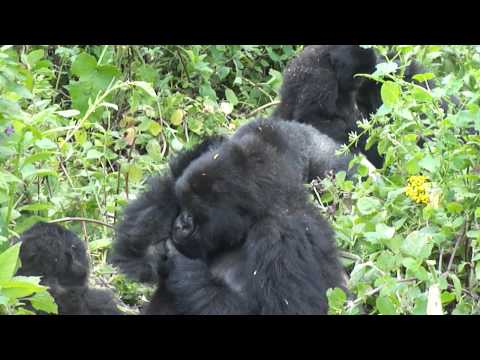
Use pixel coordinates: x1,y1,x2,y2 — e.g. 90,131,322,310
1,45,479,315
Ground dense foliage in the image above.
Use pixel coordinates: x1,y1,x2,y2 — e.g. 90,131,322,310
1,45,479,315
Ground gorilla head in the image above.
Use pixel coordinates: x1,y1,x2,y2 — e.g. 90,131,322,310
328,45,378,92
172,119,322,261
172,137,280,260
16,222,89,287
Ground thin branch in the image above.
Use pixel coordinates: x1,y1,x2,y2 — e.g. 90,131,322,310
49,217,114,229
246,100,280,118
445,224,467,274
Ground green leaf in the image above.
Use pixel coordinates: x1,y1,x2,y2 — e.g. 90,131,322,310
19,203,54,212
327,287,347,314
132,81,157,98
400,230,434,260
71,53,97,78
170,109,184,126
89,238,112,251
127,164,143,184
148,121,162,136
56,109,80,118
225,88,238,106
171,138,183,152
199,84,217,100
86,149,103,160
374,62,398,76
357,197,381,215
419,155,440,173
0,244,21,279
0,278,45,299
29,290,58,314
376,296,397,315
26,49,44,68
376,223,395,239
412,72,435,83
35,138,57,150
146,139,162,160
406,158,420,175
381,81,401,107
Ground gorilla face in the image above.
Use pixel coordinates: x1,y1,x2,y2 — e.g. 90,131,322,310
171,144,263,261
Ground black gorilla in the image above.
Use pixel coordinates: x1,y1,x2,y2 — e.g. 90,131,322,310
16,222,124,315
112,118,350,314
111,135,228,314
274,45,381,167
168,117,347,314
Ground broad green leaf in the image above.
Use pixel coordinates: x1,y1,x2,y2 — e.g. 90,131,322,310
170,109,184,126
400,230,433,260
132,81,157,98
357,197,381,215
26,49,44,68
86,149,103,160
0,278,45,299
412,72,435,82
28,291,58,314
419,155,440,173
71,53,97,78
35,138,57,150
146,140,162,160
225,88,238,106
128,164,143,184
0,243,21,279
148,121,162,136
376,296,397,315
89,238,112,251
327,287,347,314
381,81,401,107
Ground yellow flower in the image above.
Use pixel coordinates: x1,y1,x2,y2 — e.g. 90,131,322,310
405,175,431,205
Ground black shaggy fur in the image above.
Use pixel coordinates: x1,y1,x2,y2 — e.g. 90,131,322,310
16,222,124,315
274,45,380,166
111,135,227,314
167,117,347,314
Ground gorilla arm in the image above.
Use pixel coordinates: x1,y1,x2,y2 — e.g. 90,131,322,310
112,175,176,284
165,240,253,315
244,211,346,315
112,136,227,284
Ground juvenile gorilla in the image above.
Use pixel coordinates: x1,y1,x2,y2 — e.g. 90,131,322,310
167,117,347,314
274,45,381,167
16,222,124,315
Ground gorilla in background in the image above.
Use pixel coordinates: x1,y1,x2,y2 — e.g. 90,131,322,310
167,117,347,314
112,118,351,314
275,45,461,169
16,222,124,315
273,45,381,167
